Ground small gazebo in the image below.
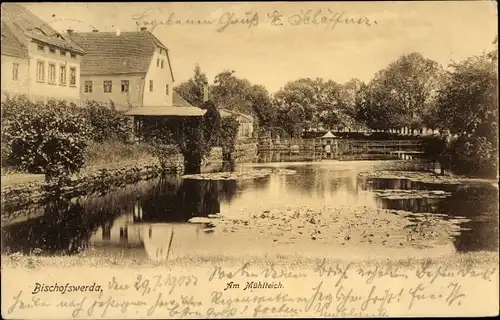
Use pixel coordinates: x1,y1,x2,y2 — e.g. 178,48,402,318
319,130,337,144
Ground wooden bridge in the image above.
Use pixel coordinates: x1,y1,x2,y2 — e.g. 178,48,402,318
258,139,424,160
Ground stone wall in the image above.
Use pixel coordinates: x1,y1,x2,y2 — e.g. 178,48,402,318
233,139,258,163
1,155,184,210
203,147,223,166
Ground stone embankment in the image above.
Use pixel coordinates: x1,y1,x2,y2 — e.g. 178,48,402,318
1,155,184,209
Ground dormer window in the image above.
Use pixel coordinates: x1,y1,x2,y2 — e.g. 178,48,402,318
33,27,47,36
49,47,56,54
60,51,67,56
37,44,45,52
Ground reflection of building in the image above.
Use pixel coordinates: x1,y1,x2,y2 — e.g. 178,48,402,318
89,213,208,261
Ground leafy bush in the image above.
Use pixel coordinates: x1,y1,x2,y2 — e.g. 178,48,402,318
202,101,221,147
1,96,90,177
83,101,132,143
145,137,180,170
219,116,240,159
435,51,498,178
448,135,497,177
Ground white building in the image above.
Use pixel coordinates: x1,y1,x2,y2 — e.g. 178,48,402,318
1,3,86,103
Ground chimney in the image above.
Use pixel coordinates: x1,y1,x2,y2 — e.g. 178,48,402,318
140,27,147,32
92,29,99,32
203,83,209,102
66,29,73,35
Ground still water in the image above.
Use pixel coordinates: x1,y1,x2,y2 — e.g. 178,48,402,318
1,159,498,260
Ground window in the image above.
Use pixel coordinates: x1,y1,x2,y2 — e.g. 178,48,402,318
161,60,164,69
49,47,56,54
12,63,19,81
104,81,112,93
70,53,76,59
121,80,129,93
157,58,160,67
48,64,56,84
149,80,153,92
36,61,45,82
84,81,92,93
37,44,44,52
165,84,169,95
59,65,67,85
69,67,76,86
60,50,67,56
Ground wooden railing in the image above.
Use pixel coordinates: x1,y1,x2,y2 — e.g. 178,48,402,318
258,139,424,154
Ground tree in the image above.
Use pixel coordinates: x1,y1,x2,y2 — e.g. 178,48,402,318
202,100,221,148
219,116,240,161
435,46,498,177
173,64,208,108
367,52,443,129
246,84,275,128
339,78,365,118
211,70,253,114
272,78,358,136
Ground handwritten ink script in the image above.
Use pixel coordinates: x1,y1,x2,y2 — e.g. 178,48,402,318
131,9,378,33
3,259,498,318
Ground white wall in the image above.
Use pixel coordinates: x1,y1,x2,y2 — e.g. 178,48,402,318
1,55,29,95
80,74,144,110
142,47,174,107
27,42,81,101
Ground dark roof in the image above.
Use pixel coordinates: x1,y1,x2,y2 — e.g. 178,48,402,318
1,21,28,58
219,108,253,122
1,3,85,54
172,91,195,108
70,31,174,80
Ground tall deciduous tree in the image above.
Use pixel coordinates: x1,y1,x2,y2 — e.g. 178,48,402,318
437,51,498,142
272,78,361,137
174,64,208,108
211,70,253,114
434,38,498,177
367,52,443,129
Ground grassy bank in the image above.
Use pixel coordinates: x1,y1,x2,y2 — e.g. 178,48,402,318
2,251,498,270
83,141,154,168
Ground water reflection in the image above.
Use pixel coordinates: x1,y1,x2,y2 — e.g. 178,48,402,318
366,178,498,253
1,162,498,259
2,176,238,257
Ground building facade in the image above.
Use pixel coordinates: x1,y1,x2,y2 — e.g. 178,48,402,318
70,29,175,111
1,3,85,103
220,108,254,139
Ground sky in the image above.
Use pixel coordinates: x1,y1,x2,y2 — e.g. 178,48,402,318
22,1,498,93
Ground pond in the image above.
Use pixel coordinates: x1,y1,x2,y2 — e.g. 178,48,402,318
1,159,498,261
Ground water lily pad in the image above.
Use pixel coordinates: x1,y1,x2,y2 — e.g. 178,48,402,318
188,217,212,224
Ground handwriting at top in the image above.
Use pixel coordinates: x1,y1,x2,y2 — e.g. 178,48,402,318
131,8,377,33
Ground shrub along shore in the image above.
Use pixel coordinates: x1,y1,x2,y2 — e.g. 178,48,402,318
0,97,183,208
1,96,241,209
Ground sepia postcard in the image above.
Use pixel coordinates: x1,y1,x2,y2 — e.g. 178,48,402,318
1,1,498,318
